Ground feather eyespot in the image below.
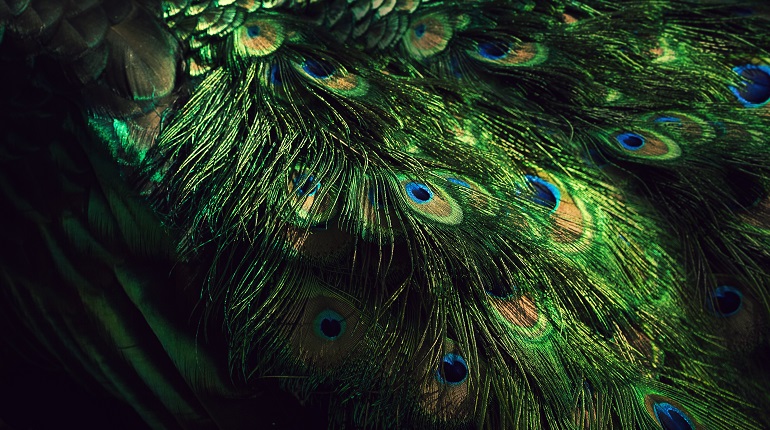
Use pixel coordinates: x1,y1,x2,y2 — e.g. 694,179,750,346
705,278,763,352
418,340,477,422
302,58,336,79
615,132,646,151
477,40,510,60
285,293,364,368
399,177,463,225
403,13,453,59
707,285,743,317
292,174,321,197
525,175,561,213
654,403,695,430
730,64,770,108
609,129,681,160
469,40,547,67
405,181,434,204
235,19,284,57
436,353,468,386
525,173,592,243
286,170,337,225
644,395,696,430
294,58,368,96
313,309,347,340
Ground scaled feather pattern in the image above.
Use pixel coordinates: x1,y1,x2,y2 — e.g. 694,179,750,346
1,0,770,429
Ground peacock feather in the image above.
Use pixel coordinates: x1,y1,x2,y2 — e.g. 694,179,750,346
1,0,770,428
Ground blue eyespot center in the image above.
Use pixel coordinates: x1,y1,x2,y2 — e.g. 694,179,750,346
616,132,646,151
436,353,468,385
446,177,471,188
321,318,342,338
314,309,346,340
709,285,743,317
477,40,510,60
269,64,282,86
293,174,320,197
303,59,336,79
654,116,682,124
730,64,770,107
246,25,261,38
414,23,426,38
405,182,434,204
367,186,386,209
653,402,694,430
525,175,561,212
485,285,518,300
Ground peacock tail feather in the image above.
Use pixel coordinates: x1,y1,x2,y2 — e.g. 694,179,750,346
1,0,770,428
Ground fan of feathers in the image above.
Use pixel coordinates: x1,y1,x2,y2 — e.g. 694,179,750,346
1,0,770,429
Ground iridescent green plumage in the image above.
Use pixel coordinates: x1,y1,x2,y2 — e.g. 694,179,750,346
1,1,770,429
